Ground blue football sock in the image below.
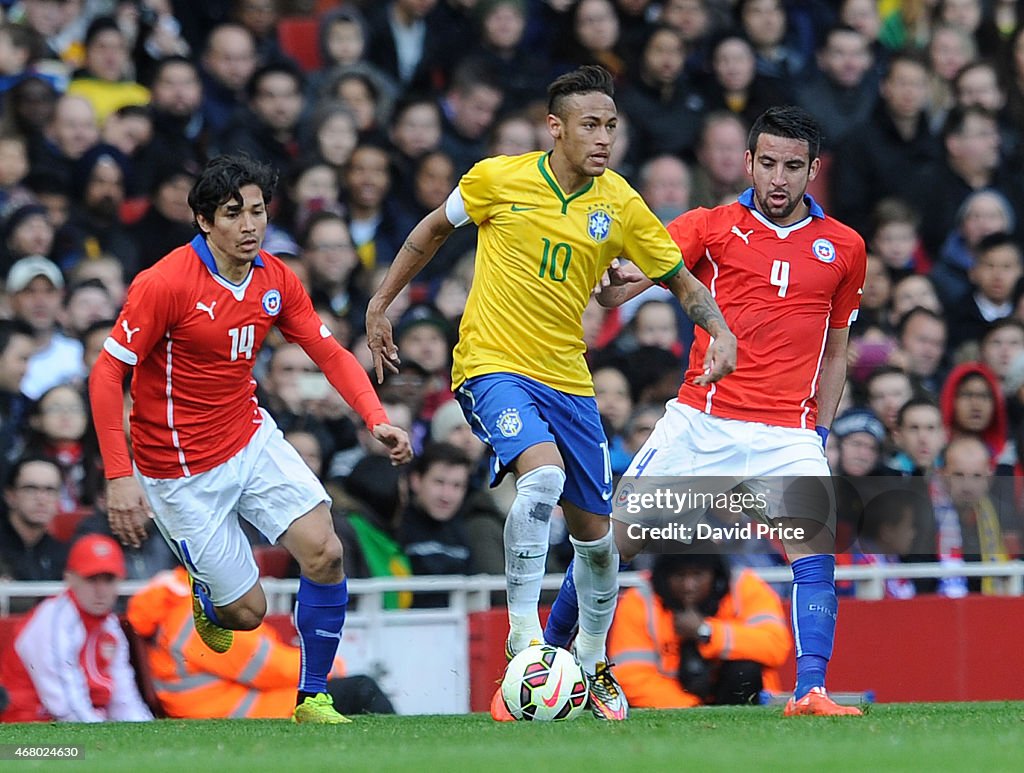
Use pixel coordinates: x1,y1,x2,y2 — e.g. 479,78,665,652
544,559,578,648
192,579,224,627
294,576,348,695
791,555,837,700
543,557,632,648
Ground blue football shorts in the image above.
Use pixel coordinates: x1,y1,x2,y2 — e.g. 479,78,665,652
455,372,613,515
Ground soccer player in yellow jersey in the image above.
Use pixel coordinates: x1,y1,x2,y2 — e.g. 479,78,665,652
367,66,737,721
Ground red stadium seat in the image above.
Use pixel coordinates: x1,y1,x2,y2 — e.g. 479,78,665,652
278,17,322,73
253,545,293,578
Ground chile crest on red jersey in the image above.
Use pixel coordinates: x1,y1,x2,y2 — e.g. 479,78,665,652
262,289,282,315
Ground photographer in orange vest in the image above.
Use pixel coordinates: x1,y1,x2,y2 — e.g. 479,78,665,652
608,543,791,707
126,567,394,718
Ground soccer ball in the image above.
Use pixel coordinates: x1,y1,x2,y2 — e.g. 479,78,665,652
500,644,589,721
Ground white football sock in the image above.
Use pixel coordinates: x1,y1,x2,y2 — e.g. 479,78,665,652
571,525,617,674
505,465,563,653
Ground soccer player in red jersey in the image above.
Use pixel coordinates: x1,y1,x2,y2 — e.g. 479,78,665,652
88,155,411,724
546,106,867,716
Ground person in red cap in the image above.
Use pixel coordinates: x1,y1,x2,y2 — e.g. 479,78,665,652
0,534,152,723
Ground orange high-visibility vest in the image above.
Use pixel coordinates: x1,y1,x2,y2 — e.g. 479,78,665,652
126,568,343,719
608,569,791,708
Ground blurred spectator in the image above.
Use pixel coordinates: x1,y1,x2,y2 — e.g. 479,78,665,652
428,399,505,577
838,0,887,75
940,362,1011,466
324,67,395,143
699,31,788,128
889,274,943,329
199,23,258,136
217,61,305,173
302,99,359,180
310,6,399,101
67,253,125,307
867,197,929,283
299,211,364,323
65,16,150,124
1,202,54,277
617,24,704,164
366,0,445,92
932,436,1012,595
23,383,92,512
0,534,152,723
128,162,199,271
142,55,207,181
636,154,691,224
468,0,551,112
0,319,35,483
830,407,887,476
31,93,99,192
888,396,946,476
344,142,416,272
832,51,938,236
232,0,288,66
61,144,138,273
690,111,747,209
866,365,914,437
608,547,790,708
918,105,1024,258
73,504,179,581
388,95,443,188
979,318,1024,391
126,565,394,717
438,58,504,176
2,75,58,151
60,278,114,342
558,0,629,80
953,58,1019,165
272,158,343,249
0,132,30,213
488,112,539,156
931,189,1017,309
925,23,977,132
737,0,806,82
6,255,84,400
399,442,473,606
851,255,893,334
0,456,67,583
794,25,878,151
879,0,936,51
894,306,948,396
838,488,918,599
949,232,1022,349
593,363,632,471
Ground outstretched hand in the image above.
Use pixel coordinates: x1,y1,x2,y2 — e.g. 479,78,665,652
373,423,414,465
366,309,401,384
694,330,737,385
105,476,153,549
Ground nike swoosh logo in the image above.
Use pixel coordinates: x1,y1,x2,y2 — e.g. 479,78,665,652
510,204,537,212
543,670,565,707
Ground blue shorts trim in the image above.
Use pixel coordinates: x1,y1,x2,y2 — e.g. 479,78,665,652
455,373,612,515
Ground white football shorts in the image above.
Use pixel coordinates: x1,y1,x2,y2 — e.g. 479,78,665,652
138,409,330,605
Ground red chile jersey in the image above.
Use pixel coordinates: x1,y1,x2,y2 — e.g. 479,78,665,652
668,189,866,429
96,235,385,479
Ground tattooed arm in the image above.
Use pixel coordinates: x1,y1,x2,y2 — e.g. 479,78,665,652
367,206,455,381
664,270,737,384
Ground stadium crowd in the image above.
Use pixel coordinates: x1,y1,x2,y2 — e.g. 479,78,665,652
1,0,1024,679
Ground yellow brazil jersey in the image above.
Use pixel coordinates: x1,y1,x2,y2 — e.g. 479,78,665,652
452,151,684,396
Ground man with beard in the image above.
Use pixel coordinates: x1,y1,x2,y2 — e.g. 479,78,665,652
60,144,138,276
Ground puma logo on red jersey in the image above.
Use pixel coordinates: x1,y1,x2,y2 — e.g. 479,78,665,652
121,320,140,342
731,225,754,245
196,301,217,320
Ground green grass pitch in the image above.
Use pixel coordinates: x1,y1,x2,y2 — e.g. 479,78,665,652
4,703,1023,772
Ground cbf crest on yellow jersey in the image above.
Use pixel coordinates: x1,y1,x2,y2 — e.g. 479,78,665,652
452,151,684,395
